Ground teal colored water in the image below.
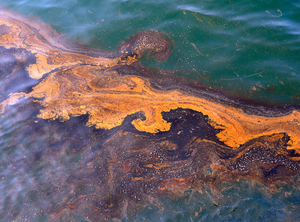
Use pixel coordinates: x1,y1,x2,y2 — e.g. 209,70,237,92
1,0,300,221
1,0,300,105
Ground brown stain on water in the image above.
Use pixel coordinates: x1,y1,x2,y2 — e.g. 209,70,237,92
8,69,300,155
1,10,300,154
1,8,300,221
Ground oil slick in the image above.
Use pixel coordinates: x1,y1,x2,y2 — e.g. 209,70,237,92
0,8,300,221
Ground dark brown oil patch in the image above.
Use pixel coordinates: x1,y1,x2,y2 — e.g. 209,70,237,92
117,31,171,61
3,106,298,221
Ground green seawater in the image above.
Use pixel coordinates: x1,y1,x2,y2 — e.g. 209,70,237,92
1,0,300,105
1,0,300,221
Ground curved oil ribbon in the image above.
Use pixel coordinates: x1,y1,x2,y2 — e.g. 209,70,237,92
1,9,300,156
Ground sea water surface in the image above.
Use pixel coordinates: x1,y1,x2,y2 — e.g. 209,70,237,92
1,0,300,221
2,0,300,105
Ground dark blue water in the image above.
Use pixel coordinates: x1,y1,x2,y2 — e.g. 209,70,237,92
1,0,300,221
